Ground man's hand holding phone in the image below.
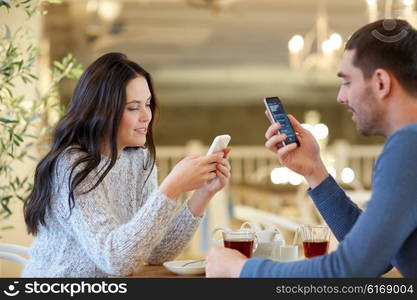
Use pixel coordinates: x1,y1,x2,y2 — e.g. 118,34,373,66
264,111,329,189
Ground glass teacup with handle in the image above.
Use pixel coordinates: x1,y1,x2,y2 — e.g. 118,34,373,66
212,227,258,258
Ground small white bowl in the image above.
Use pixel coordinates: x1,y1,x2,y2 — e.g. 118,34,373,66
163,260,206,276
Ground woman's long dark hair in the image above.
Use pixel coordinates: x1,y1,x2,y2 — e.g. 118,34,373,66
24,52,158,235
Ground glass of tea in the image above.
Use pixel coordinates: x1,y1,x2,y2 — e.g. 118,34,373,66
300,225,330,258
212,227,258,258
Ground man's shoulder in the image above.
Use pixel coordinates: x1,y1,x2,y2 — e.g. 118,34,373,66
399,122,417,134
386,122,417,146
378,122,417,164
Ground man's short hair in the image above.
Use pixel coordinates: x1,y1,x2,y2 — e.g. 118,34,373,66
345,19,417,96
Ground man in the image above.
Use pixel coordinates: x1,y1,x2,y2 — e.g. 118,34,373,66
206,19,417,277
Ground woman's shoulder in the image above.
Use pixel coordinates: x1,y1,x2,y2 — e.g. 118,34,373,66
51,147,86,185
55,146,153,174
55,146,88,170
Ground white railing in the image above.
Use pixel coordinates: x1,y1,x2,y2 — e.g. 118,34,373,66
156,139,382,196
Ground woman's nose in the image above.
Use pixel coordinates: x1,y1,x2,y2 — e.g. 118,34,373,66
139,108,151,123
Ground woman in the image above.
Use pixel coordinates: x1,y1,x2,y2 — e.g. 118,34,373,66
22,52,231,277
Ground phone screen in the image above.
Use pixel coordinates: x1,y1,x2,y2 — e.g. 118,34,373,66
265,97,299,146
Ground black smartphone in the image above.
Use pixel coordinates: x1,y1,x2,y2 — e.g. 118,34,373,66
264,96,300,147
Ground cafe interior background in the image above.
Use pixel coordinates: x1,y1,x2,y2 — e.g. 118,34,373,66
1,0,416,276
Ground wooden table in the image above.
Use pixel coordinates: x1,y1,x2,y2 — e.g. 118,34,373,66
129,265,205,278
127,264,402,278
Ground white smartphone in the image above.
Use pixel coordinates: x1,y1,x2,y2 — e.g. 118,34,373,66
207,134,231,155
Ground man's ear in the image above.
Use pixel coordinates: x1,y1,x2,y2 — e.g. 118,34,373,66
372,68,392,100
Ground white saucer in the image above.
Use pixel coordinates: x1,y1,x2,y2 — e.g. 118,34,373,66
163,260,206,276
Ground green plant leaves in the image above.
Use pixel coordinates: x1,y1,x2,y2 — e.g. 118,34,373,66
0,1,11,9
0,0,83,230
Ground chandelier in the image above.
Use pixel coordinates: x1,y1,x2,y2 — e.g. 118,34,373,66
288,0,417,72
366,0,416,23
287,0,342,72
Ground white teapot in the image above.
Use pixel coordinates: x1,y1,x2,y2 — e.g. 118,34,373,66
239,222,286,259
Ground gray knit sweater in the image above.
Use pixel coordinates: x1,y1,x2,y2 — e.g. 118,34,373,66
22,147,203,277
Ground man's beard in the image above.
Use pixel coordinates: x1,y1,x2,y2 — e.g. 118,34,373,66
355,87,384,136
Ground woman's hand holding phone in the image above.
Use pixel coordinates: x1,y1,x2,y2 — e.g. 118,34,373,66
200,147,231,195
187,147,232,216
264,113,329,188
159,152,226,200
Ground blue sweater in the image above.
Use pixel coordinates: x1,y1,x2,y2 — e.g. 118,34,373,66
240,123,417,277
